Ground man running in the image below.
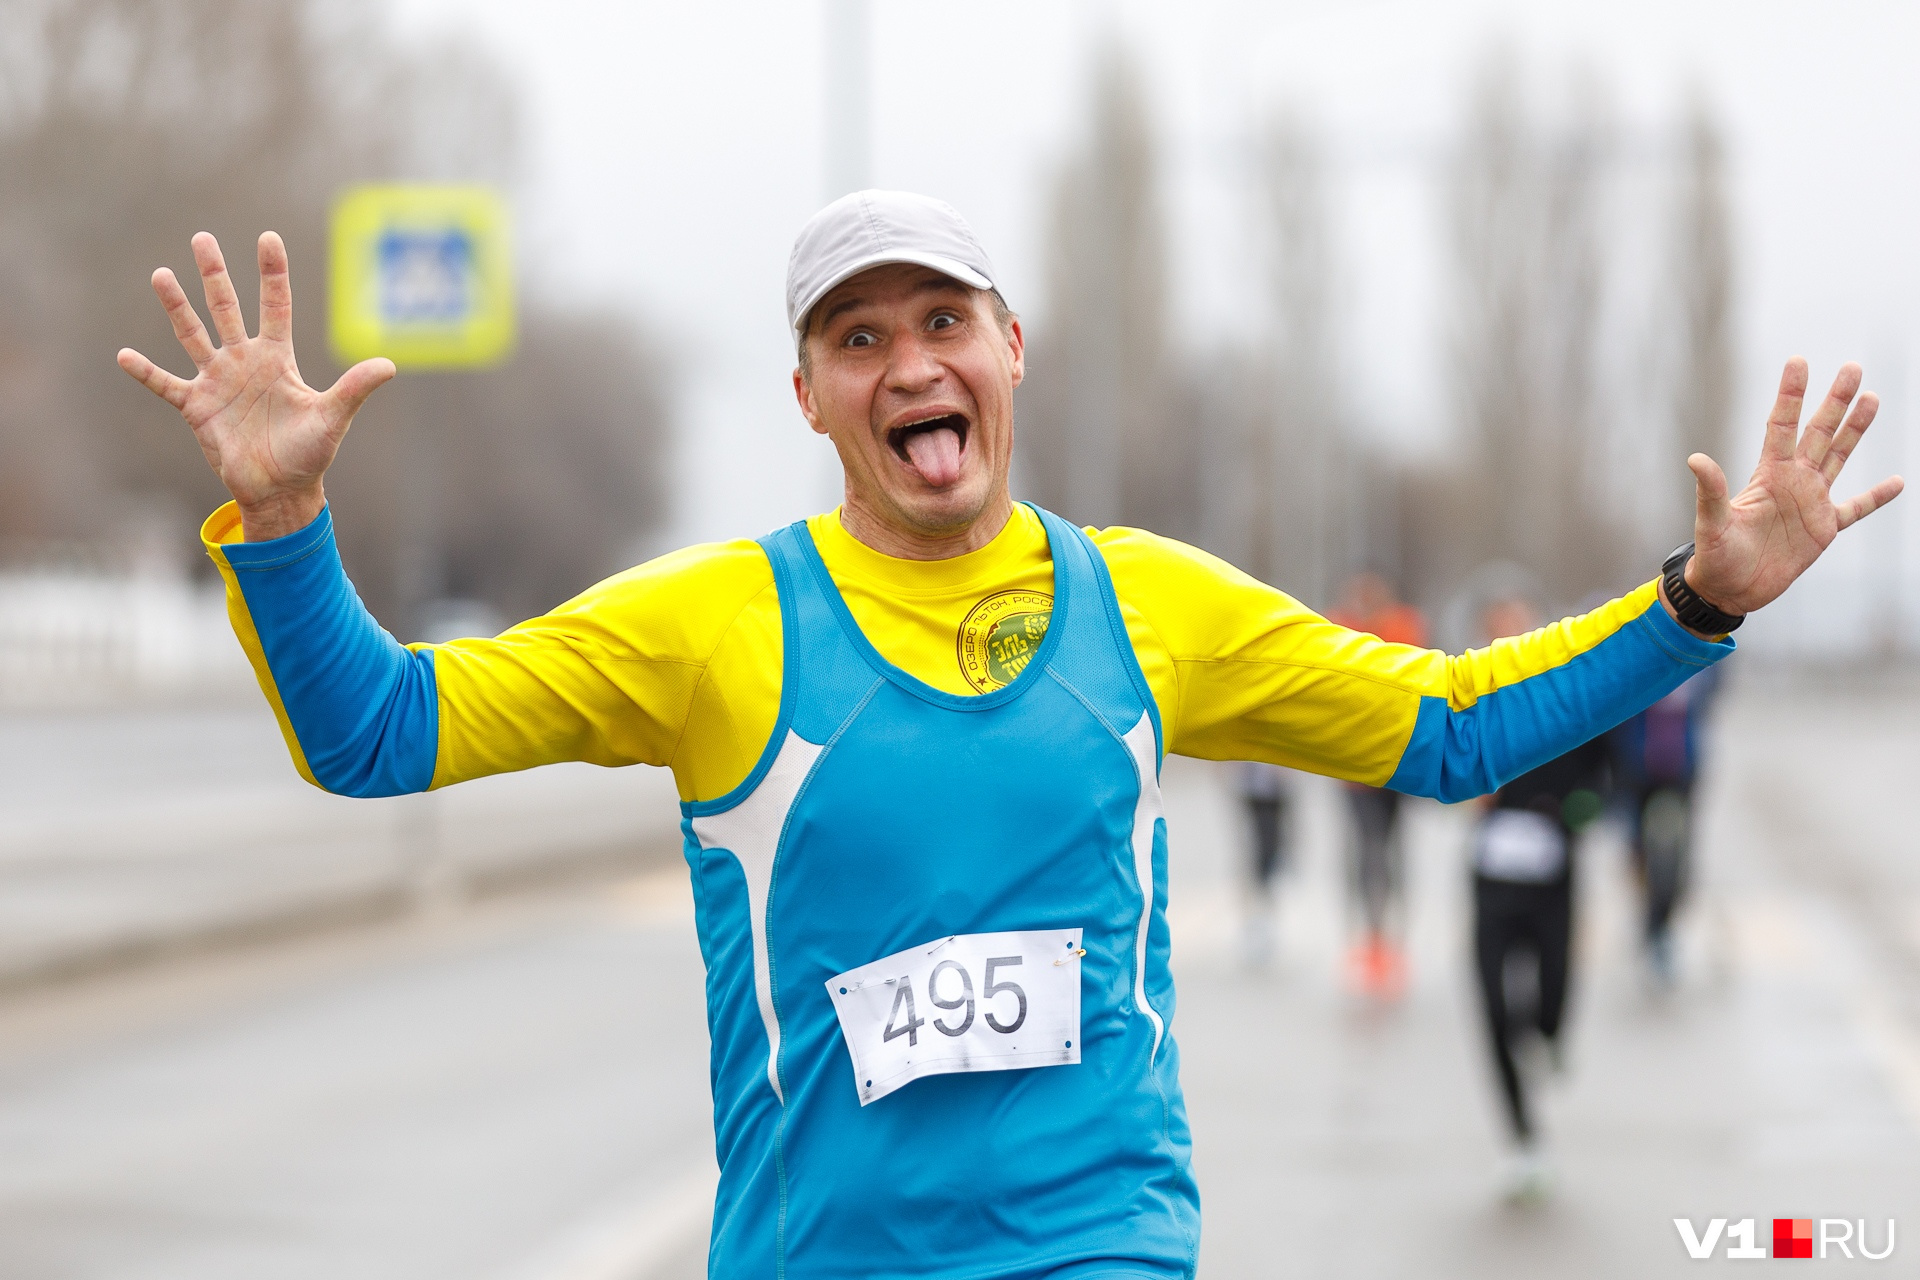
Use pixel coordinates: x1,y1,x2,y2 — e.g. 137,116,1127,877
117,189,1899,1278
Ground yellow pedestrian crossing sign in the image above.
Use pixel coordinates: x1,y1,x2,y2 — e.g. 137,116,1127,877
329,184,514,369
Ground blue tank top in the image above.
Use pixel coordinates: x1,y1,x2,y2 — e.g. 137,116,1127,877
681,505,1199,1279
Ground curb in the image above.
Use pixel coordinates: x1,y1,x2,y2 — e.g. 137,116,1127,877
0,836,685,1000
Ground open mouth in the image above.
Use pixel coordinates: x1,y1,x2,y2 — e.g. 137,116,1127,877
886,413,971,486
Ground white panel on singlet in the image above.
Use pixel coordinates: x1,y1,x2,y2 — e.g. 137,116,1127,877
691,730,825,1102
1120,713,1166,1058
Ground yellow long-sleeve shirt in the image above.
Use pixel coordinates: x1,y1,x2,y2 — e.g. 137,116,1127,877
202,499,1730,805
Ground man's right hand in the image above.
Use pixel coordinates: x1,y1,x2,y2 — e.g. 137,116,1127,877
118,231,395,541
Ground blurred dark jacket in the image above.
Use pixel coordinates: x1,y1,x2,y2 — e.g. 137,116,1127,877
1606,665,1724,790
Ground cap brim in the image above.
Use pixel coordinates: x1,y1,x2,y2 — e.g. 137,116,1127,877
792,251,994,337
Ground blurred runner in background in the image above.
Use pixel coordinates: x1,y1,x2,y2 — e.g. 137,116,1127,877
1608,664,1724,987
1236,761,1293,967
1327,572,1428,998
1469,595,1611,1203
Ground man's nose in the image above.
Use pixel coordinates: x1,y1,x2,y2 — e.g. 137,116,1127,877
885,329,944,392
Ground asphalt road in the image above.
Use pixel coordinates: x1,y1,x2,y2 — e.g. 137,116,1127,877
0,670,1915,1277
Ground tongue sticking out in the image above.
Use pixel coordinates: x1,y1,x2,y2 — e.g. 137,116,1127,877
902,425,964,487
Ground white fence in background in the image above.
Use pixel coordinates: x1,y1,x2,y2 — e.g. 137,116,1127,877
0,570,252,704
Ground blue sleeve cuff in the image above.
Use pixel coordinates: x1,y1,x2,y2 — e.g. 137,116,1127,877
219,503,341,571
1637,590,1739,665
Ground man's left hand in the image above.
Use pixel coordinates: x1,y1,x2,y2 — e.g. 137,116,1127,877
1681,356,1904,619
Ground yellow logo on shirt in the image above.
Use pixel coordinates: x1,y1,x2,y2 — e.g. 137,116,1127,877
957,591,1053,692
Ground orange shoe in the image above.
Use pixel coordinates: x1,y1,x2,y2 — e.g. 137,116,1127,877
1348,933,1407,1000
1371,936,1407,999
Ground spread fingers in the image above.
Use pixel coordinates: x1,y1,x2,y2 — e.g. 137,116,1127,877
257,231,292,343
191,232,249,347
1797,361,1863,468
1835,474,1905,531
1820,390,1878,485
1762,356,1809,463
151,267,216,369
117,347,191,409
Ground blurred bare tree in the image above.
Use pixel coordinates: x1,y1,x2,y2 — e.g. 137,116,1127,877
1253,109,1344,605
1661,92,1735,559
1019,42,1198,538
0,0,667,628
1417,52,1631,610
1198,107,1375,608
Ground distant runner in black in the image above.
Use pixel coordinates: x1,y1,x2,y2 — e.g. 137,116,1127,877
1469,596,1611,1202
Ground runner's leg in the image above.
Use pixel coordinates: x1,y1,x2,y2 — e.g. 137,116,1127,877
1242,794,1285,966
1248,796,1284,888
1347,787,1405,993
1350,788,1394,936
1641,786,1690,938
1473,879,1531,1143
1380,788,1404,929
1534,876,1573,1049
1640,786,1691,982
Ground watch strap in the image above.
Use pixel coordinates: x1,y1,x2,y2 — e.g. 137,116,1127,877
1661,542,1744,635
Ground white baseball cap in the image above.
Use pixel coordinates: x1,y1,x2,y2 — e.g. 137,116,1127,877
786,189,1001,349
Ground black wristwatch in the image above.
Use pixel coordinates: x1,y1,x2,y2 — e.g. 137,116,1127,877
1661,543,1744,635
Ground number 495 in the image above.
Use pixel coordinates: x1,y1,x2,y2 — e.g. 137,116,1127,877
883,956,1026,1047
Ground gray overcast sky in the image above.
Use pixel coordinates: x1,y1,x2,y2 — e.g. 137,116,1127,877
390,0,1920,651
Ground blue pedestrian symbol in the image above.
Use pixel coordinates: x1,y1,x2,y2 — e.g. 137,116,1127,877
377,229,476,324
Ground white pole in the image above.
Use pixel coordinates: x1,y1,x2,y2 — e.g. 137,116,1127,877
823,0,872,201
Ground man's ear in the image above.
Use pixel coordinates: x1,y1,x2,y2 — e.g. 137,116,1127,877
1006,315,1025,389
792,363,829,436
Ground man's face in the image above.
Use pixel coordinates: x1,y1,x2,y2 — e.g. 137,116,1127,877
793,263,1023,537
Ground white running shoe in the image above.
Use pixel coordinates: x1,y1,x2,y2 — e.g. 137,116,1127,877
1646,931,1679,991
1499,1145,1554,1205
1238,912,1276,970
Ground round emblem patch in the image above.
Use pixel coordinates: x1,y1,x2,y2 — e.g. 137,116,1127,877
957,590,1053,693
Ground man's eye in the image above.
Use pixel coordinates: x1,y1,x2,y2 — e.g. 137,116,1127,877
845,331,877,348
928,313,957,331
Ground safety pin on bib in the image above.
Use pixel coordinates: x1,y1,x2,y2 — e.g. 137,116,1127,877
1054,947,1087,967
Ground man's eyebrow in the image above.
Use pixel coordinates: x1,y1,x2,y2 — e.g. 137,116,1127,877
816,293,869,331
814,275,971,333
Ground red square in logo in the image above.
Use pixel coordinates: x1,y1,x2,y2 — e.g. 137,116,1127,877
1773,1218,1812,1259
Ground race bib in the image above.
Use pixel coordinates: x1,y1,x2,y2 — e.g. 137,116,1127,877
826,929,1084,1106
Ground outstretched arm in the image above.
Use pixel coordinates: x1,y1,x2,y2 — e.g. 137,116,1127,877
1100,530,1728,801
1115,359,1901,799
1405,356,1902,797
120,232,426,794
124,233,747,801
